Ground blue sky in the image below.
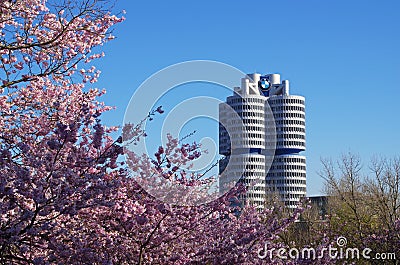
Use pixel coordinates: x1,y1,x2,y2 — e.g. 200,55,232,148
94,0,400,196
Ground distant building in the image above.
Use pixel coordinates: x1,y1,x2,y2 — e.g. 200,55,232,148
219,73,306,208
308,196,329,217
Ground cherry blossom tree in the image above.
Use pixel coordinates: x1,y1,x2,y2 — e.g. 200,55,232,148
62,131,303,264
0,1,308,264
0,0,124,263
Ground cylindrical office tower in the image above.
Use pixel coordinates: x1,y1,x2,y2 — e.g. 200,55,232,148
266,154,307,207
219,94,273,208
268,96,306,152
219,73,306,209
267,95,306,207
219,153,267,207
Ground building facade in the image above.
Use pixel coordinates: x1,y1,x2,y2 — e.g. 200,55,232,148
219,73,306,208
